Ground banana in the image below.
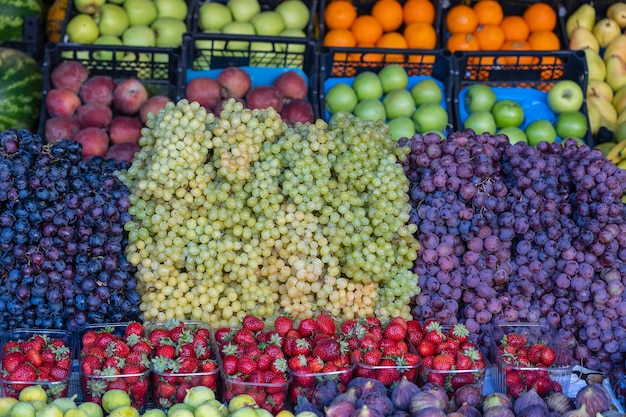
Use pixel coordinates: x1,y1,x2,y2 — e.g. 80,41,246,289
595,141,616,157
607,139,626,163
618,158,626,169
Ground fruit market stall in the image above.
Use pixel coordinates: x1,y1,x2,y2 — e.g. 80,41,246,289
3,0,626,416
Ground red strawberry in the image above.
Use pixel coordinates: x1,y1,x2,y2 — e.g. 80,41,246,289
312,338,345,362
528,344,545,365
432,353,455,371
50,366,69,382
449,373,475,389
550,380,563,393
362,349,382,366
257,354,273,371
157,382,177,399
233,329,256,345
540,347,556,367
382,345,403,357
264,344,284,359
508,382,525,398
178,357,199,373
424,321,445,344
358,333,379,350
155,345,176,359
316,313,337,336
125,322,144,337
383,322,406,342
237,357,258,375
503,333,527,349
340,319,358,336
222,355,238,375
427,372,446,386
450,323,470,343
149,329,170,347
81,355,102,375
292,338,311,356
214,328,233,344
377,359,400,385
455,354,474,370
534,375,552,396
298,318,318,337
96,332,115,349
25,350,43,368
2,352,25,372
274,316,293,336
82,331,99,347
243,315,265,333
416,340,436,358
8,363,37,381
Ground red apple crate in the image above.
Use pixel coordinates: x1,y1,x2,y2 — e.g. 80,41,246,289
77,322,151,412
490,322,574,399
180,32,321,120
0,329,73,400
144,320,221,410
37,42,182,142
452,49,594,145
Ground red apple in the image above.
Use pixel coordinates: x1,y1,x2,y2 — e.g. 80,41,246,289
139,95,170,124
79,75,116,106
113,79,148,115
217,67,251,99
281,99,314,126
246,85,284,112
109,116,143,144
45,116,81,143
46,89,82,118
273,71,308,100
76,103,113,128
105,142,141,163
51,61,89,93
185,77,222,110
74,127,110,159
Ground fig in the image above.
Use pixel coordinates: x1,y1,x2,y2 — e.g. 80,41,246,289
483,393,513,411
311,379,341,408
348,378,388,399
331,388,359,406
356,391,394,416
391,377,421,412
410,391,448,416
562,404,590,417
455,403,481,417
389,411,410,417
454,383,483,410
517,404,549,417
296,395,323,417
350,405,385,417
412,407,447,417
326,401,356,417
545,392,574,415
598,410,623,417
483,405,515,417
574,381,612,416
420,384,449,410
446,413,465,417
513,388,548,416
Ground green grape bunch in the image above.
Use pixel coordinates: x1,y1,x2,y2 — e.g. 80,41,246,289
117,99,421,328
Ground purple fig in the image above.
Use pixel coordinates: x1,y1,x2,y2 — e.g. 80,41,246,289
483,393,513,411
517,404,549,417
331,388,358,406
419,384,449,411
296,395,323,417
513,388,547,416
483,406,515,417
545,392,574,415
574,381,612,416
412,407,447,417
454,383,483,410
456,403,481,417
391,377,421,412
326,401,356,417
356,391,394,416
348,378,388,398
350,405,385,417
311,379,341,408
410,391,449,416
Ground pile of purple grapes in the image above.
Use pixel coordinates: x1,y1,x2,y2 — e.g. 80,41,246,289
402,130,626,373
0,129,140,331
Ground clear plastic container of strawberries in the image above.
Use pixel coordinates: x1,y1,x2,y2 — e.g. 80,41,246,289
490,322,574,399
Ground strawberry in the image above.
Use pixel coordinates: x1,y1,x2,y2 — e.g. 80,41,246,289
148,328,170,347
527,344,545,365
502,333,527,349
222,355,238,375
82,331,99,347
383,322,406,342
81,355,102,375
257,354,273,371
416,340,436,358
157,381,177,399
264,344,284,359
50,366,69,382
316,313,337,336
358,333,379,350
362,349,382,366
234,328,256,345
427,372,446,386
237,357,258,375
533,375,552,396
2,352,25,373
550,380,563,393
540,346,556,367
432,353,455,371
377,359,400,386
292,338,311,356
214,328,233,344
178,357,199,373
8,363,37,381
508,382,525,398
298,318,318,337
455,354,474,370
449,373,475,389
155,345,176,359
243,315,265,333
424,321,445,344
25,350,43,368
450,323,470,342
274,316,293,336
311,337,345,362
125,322,144,337
340,319,358,336
382,345,403,357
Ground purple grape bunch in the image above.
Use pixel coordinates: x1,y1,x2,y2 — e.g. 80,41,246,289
0,129,140,331
401,130,626,373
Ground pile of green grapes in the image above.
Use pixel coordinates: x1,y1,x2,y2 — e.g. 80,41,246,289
117,99,420,327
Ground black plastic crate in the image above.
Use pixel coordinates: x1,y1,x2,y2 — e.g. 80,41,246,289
0,14,44,62
452,49,593,145
192,0,317,39
559,0,615,49
319,47,454,127
38,42,183,138
319,0,443,49
60,0,195,46
181,32,320,119
439,0,567,53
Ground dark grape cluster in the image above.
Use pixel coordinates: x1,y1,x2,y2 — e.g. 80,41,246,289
0,129,140,331
401,130,626,373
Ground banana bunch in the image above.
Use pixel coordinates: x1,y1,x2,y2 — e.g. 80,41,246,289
565,2,626,157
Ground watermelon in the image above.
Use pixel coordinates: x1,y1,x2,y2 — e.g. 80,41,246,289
0,47,42,131
0,0,44,41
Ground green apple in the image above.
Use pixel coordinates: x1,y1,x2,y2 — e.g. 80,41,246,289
383,89,415,119
198,3,232,31
151,17,187,47
325,83,358,114
122,25,156,47
74,0,106,14
411,78,442,106
464,84,497,113
547,80,584,114
222,21,255,52
556,111,588,139
388,116,416,141
525,119,557,146
412,103,448,133
498,126,527,144
464,111,497,134
491,99,524,128
352,71,383,100
275,0,310,30
378,64,408,93
92,35,125,60
94,3,128,37
354,98,386,122
276,28,306,67
250,42,278,66
251,11,285,36
66,14,100,44
124,0,158,26
227,0,261,22
154,0,188,20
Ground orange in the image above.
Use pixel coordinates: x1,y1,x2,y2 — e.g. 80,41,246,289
350,15,383,45
324,0,357,30
376,32,407,62
523,2,557,32
474,24,505,50
403,0,436,25
527,30,560,50
499,40,539,65
446,32,480,52
473,0,503,25
403,22,437,49
371,0,404,32
499,15,530,41
323,28,357,47
446,5,479,35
